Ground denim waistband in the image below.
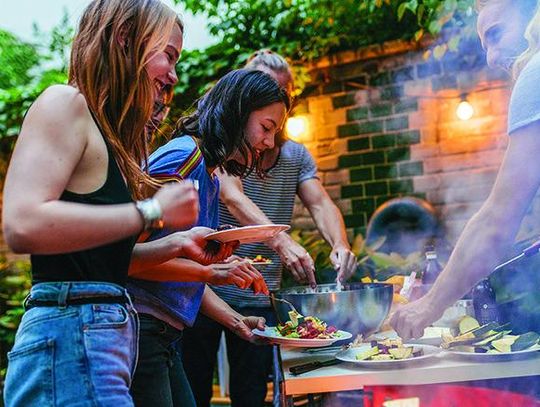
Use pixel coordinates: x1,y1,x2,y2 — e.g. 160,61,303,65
26,282,134,310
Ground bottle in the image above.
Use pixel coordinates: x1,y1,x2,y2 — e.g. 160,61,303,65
422,246,442,285
472,279,500,325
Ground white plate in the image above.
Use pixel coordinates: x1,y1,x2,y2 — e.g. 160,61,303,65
205,225,290,244
335,344,441,368
252,327,352,348
444,344,540,362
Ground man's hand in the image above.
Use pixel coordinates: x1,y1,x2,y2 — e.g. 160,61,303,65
230,315,267,343
268,232,316,288
209,260,269,295
330,245,358,282
389,294,446,340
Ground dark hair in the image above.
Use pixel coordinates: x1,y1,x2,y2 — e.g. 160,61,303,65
175,69,290,177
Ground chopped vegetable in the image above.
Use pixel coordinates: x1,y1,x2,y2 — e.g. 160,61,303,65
458,316,480,335
444,320,540,354
288,310,304,327
472,331,510,347
251,255,272,263
511,332,540,352
352,338,419,361
491,336,518,353
389,347,413,359
275,316,340,339
356,346,379,360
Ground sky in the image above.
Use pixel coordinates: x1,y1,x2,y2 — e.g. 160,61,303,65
0,0,218,50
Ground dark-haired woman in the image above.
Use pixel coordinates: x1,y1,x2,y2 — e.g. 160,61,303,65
128,68,290,406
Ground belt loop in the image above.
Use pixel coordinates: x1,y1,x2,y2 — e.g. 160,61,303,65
58,282,71,309
124,289,134,311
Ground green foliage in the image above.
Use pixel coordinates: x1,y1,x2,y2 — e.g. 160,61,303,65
0,255,31,381
0,31,40,89
396,0,477,59
0,11,71,149
285,229,422,288
171,0,476,112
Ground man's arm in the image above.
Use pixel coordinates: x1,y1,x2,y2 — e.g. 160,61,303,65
218,169,316,286
391,121,540,339
297,179,357,281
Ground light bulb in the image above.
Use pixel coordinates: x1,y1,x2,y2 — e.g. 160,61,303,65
286,116,308,140
456,99,474,121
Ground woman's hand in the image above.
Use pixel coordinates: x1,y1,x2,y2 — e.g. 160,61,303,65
209,260,269,295
154,182,199,230
230,315,267,343
174,227,238,265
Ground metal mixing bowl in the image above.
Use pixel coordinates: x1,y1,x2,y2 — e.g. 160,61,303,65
271,283,393,337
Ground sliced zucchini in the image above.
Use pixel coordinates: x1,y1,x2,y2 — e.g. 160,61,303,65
511,332,540,352
459,316,480,335
473,330,511,347
492,336,518,353
389,347,413,360
355,346,379,361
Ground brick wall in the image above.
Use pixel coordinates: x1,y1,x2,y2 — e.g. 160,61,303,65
291,39,540,244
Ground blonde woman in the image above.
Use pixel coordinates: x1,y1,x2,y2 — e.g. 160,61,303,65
1,1,225,405
391,0,540,339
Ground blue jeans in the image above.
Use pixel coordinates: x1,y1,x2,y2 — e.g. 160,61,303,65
130,314,196,407
4,282,139,407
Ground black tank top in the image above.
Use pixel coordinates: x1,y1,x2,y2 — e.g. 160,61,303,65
31,130,138,286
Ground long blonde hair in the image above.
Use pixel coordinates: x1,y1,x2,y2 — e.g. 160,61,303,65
69,0,182,199
245,49,294,90
514,2,540,77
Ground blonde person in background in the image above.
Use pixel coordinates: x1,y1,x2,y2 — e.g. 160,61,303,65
391,0,540,339
181,50,358,407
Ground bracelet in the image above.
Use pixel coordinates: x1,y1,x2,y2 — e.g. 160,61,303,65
135,198,164,230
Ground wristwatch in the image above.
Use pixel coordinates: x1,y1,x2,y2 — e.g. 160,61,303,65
135,198,164,230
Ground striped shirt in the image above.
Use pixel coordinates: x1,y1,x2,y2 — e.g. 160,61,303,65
213,140,318,307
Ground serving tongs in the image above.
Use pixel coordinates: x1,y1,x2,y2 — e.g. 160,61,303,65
272,297,301,315
493,238,540,272
289,358,342,375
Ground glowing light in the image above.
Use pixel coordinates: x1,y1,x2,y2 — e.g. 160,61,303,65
456,96,474,121
286,116,308,140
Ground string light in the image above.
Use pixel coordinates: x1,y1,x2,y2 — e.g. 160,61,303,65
456,94,474,121
286,116,308,140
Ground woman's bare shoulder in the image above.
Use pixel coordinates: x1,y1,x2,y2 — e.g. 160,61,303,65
29,84,90,125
